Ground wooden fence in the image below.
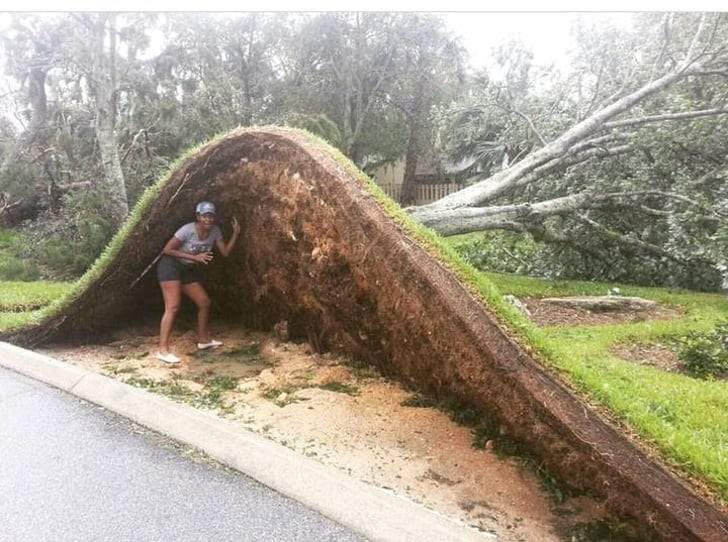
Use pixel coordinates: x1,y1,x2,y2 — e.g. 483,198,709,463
377,182,465,205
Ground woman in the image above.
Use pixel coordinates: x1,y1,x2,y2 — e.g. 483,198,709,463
155,201,240,364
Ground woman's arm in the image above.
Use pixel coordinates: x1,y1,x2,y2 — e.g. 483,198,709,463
163,237,213,264
215,217,241,257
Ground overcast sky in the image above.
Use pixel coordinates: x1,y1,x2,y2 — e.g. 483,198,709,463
443,12,635,70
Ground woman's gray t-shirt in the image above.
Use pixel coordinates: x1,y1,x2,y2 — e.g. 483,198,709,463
174,223,222,264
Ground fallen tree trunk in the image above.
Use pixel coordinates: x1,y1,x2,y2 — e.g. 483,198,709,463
3,127,725,541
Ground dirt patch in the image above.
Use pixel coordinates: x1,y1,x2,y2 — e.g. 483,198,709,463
611,343,683,373
522,298,683,327
612,342,728,382
40,322,613,542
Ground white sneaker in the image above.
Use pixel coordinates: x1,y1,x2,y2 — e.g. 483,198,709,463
197,339,223,350
156,351,181,364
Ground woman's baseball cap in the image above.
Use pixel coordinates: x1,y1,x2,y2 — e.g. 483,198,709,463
195,201,216,215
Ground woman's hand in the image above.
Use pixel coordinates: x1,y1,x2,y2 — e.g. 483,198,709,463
216,219,240,257
194,252,214,264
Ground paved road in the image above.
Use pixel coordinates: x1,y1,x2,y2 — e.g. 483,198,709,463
0,367,364,542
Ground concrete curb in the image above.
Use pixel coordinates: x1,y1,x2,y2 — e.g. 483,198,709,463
0,342,494,542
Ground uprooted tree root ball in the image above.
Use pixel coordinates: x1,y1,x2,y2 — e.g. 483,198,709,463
4,127,726,541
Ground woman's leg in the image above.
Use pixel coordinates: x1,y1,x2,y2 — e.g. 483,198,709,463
182,282,212,342
159,280,182,352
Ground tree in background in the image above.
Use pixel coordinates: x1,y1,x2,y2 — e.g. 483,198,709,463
0,15,67,224
282,13,406,166
387,14,466,205
84,13,129,225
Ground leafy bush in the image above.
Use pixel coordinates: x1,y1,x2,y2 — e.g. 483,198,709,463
0,161,41,202
448,229,723,292
0,257,41,281
16,191,118,280
287,114,345,151
0,229,41,281
678,323,728,378
541,242,723,292
449,231,540,275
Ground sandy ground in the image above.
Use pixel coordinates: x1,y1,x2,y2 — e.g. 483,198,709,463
40,321,611,541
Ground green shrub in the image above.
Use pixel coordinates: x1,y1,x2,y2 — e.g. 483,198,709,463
449,231,539,275
446,229,723,292
14,191,118,280
0,229,41,281
0,257,41,281
678,323,728,378
0,229,16,247
286,114,345,151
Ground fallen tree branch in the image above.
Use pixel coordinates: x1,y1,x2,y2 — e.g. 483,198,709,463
510,144,633,191
565,132,632,155
604,107,728,129
523,222,613,264
413,187,726,238
576,213,684,263
120,128,147,165
512,107,547,146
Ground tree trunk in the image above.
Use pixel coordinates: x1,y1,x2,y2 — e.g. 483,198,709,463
91,14,128,226
0,65,52,227
349,141,365,167
8,67,49,164
1,65,49,174
242,76,253,126
400,114,420,206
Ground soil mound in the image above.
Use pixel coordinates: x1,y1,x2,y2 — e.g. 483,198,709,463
4,127,726,540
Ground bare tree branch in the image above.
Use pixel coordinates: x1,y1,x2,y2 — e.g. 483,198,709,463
648,14,672,82
509,144,633,192
413,185,727,237
512,107,547,146
120,128,146,164
414,190,644,235
580,59,606,120
605,107,728,129
682,13,708,70
689,167,727,188
566,132,632,155
692,68,728,77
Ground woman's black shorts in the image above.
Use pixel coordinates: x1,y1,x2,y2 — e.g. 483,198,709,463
156,255,204,284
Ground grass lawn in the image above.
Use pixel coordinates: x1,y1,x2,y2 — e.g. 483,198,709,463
482,272,728,503
0,281,73,331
